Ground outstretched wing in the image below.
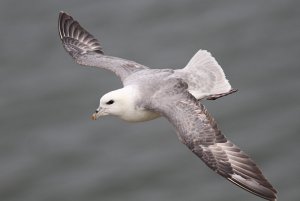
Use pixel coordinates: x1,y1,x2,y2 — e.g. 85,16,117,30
174,50,236,100
58,12,148,82
146,79,277,201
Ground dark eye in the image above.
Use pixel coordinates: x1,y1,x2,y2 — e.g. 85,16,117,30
106,100,114,105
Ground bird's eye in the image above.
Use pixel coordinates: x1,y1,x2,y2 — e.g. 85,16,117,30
106,100,114,105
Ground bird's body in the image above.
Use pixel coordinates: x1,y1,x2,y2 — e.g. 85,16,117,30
58,12,277,200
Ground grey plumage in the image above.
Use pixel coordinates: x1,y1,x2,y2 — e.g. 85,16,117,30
59,12,148,82
146,79,277,200
58,11,277,200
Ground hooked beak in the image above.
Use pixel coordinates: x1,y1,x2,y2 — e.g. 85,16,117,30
91,107,108,120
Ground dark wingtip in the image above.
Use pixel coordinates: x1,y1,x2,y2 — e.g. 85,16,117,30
228,175,277,201
58,11,103,56
58,11,69,39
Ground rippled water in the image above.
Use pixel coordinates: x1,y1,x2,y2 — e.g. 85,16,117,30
1,0,300,200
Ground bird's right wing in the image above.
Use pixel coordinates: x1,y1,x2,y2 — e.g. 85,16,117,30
146,78,277,201
58,12,148,83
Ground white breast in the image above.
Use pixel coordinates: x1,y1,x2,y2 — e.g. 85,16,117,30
115,85,161,122
121,108,160,122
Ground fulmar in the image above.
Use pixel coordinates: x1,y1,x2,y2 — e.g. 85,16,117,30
58,12,277,201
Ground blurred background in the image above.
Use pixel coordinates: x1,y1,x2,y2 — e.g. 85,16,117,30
1,0,299,200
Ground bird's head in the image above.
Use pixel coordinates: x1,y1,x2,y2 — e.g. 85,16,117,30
91,89,131,120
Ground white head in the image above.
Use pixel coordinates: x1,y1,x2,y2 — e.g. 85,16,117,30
91,86,160,122
91,88,133,120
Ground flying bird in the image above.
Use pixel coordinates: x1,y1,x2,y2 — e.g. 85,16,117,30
58,12,277,200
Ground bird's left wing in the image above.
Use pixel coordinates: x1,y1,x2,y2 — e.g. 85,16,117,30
146,78,277,201
58,12,148,83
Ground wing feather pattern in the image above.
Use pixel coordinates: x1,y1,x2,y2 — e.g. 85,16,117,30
58,12,148,82
147,79,277,201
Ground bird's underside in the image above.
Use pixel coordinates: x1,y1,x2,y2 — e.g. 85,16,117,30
58,11,277,200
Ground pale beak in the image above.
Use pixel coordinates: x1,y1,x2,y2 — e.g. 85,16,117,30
91,107,108,120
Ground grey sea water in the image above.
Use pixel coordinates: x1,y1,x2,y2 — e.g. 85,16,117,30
1,0,299,201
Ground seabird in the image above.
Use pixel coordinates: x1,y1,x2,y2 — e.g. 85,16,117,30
58,12,277,200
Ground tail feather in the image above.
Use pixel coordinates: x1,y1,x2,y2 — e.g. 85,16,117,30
175,50,234,100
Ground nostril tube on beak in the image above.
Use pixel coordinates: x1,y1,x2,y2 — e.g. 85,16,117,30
91,107,107,120
91,113,97,120
91,109,99,120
